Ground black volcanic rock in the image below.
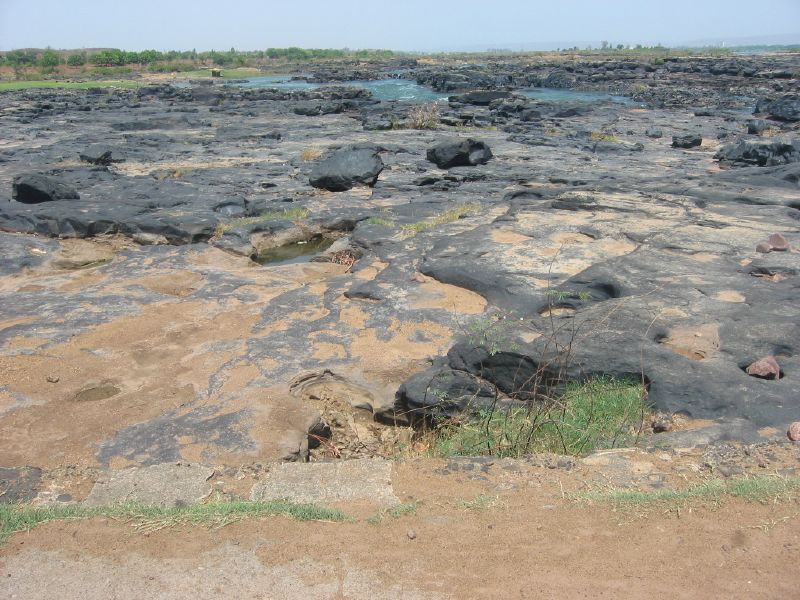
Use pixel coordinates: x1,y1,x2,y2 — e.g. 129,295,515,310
426,138,492,168
12,174,80,204
757,95,800,122
672,134,702,149
309,147,384,191
716,139,800,167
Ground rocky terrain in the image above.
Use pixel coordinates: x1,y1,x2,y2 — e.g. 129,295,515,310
0,53,798,510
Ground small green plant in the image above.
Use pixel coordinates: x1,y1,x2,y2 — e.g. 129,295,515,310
214,208,310,237
401,202,480,234
590,131,619,143
426,377,648,459
0,499,348,544
459,494,500,511
367,501,420,524
573,475,800,510
459,315,519,356
407,102,440,130
546,289,592,302
364,216,393,227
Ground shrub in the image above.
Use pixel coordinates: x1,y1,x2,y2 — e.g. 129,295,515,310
407,102,440,130
38,49,61,71
301,147,323,161
67,53,86,67
628,83,649,95
424,376,648,458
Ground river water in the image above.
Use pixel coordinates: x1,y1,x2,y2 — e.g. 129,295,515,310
233,76,636,105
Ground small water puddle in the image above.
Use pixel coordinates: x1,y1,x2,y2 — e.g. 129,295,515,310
254,236,334,266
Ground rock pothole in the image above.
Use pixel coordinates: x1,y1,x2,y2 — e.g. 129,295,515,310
657,324,720,361
289,371,412,460
71,382,122,403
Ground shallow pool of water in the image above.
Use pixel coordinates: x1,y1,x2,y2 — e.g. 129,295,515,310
254,236,334,266
234,76,636,105
237,76,449,102
520,87,638,105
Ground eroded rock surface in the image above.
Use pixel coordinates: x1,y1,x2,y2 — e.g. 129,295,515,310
0,53,798,497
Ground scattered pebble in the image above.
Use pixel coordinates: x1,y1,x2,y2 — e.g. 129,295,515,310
788,422,800,442
767,233,789,251
745,356,781,380
755,242,772,253
407,529,417,540
46,375,59,383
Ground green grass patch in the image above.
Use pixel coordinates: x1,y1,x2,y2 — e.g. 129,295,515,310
573,475,800,510
364,216,394,227
367,501,420,525
426,376,648,458
0,499,348,544
546,289,592,302
590,131,619,143
214,208,310,237
401,202,481,234
459,494,500,511
0,79,140,91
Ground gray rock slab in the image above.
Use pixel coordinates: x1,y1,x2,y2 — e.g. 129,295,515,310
84,464,213,507
250,458,399,506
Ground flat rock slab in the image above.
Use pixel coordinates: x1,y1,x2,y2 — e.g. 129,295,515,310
250,458,399,506
84,464,213,507
0,466,42,503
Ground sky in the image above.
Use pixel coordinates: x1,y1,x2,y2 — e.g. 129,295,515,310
1,0,798,52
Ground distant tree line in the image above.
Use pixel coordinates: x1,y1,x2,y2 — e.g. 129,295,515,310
0,46,397,73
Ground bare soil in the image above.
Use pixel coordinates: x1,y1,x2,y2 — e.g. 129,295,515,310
2,455,799,599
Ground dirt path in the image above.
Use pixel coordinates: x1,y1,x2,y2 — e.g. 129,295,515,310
2,455,798,599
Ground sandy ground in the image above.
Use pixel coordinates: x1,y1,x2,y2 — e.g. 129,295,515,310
1,457,799,600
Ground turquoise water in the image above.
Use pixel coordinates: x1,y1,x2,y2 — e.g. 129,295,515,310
235,76,635,105
520,88,638,105
237,76,449,101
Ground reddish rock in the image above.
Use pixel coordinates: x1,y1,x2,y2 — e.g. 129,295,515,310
788,422,800,442
767,233,789,251
745,356,782,380
756,241,772,253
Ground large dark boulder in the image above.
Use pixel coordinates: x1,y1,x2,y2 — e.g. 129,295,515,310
757,95,800,122
395,365,502,423
449,90,512,106
426,138,493,169
309,147,384,191
715,139,800,167
12,174,80,204
672,134,702,149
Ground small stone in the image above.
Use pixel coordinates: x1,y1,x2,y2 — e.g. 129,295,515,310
717,464,744,478
745,356,781,380
46,375,59,383
767,233,789,251
407,529,417,540
755,242,772,253
652,414,673,433
788,422,800,442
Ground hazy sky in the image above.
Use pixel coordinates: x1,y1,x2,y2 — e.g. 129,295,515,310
1,0,798,51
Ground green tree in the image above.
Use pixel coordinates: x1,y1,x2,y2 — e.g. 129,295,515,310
6,49,36,78
67,52,86,66
90,49,126,66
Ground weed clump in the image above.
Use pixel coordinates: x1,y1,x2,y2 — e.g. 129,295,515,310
407,103,440,130
422,376,648,458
